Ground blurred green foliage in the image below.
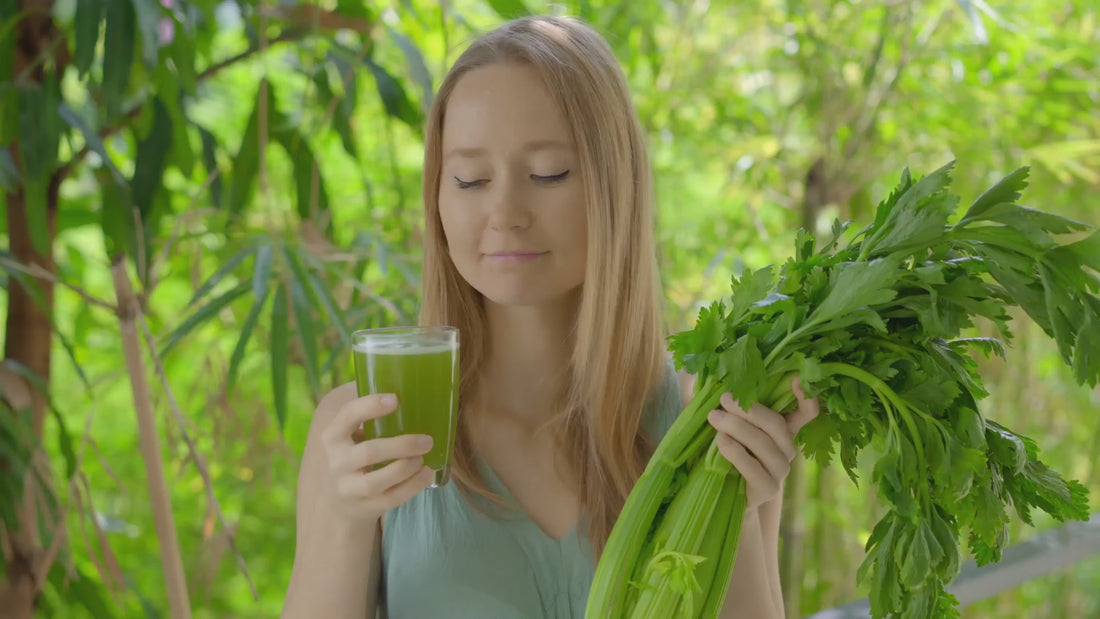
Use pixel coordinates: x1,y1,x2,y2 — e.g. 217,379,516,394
1,0,1098,617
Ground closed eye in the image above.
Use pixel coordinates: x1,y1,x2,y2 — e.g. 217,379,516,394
454,177,487,189
532,170,570,184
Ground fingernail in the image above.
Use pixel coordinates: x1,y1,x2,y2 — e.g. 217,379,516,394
381,394,397,407
417,435,434,450
708,410,723,424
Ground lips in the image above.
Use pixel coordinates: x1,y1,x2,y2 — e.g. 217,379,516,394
484,251,549,263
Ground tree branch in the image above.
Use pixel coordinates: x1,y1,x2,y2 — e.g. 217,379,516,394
135,311,259,601
0,256,116,313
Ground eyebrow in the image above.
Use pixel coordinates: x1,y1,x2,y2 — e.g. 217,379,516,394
443,140,573,163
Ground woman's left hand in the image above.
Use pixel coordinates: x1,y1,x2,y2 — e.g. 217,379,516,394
707,376,820,510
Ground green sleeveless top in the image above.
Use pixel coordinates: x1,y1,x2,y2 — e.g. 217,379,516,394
379,359,683,619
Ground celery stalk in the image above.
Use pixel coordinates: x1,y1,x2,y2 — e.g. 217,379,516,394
586,382,725,617
679,458,740,615
699,475,748,618
629,443,733,618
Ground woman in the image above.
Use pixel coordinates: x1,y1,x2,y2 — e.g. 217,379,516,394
283,15,818,619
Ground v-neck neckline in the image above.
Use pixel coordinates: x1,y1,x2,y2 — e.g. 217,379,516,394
474,454,584,545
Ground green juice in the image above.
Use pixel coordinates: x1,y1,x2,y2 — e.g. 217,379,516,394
352,338,459,487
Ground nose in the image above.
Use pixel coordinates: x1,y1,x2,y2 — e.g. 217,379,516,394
486,179,531,231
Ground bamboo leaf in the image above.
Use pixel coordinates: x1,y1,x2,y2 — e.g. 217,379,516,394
301,254,351,345
187,244,255,307
365,56,422,130
335,0,374,22
57,207,100,233
18,74,62,255
271,125,331,227
196,123,223,207
226,288,269,397
102,0,136,121
0,1,18,143
227,244,274,396
131,97,173,232
386,24,433,110
55,322,92,392
395,0,422,23
285,249,321,396
312,64,358,160
160,282,250,357
49,392,78,480
165,94,194,177
954,0,988,44
252,243,273,300
170,11,197,94
74,0,104,77
58,103,126,184
0,397,34,531
229,82,266,212
131,0,161,68
346,231,374,310
486,0,530,19
98,168,136,262
46,562,119,619
271,281,289,431
328,49,358,114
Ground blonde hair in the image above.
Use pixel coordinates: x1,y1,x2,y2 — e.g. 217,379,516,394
419,15,667,558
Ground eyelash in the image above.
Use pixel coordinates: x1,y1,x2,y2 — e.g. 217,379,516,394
454,170,570,189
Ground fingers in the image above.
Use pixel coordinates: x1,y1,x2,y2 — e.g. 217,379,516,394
332,434,434,474
324,393,399,446
715,434,779,500
787,375,821,434
718,393,797,461
373,465,437,511
709,409,791,480
337,456,429,502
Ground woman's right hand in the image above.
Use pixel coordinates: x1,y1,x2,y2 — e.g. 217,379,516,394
320,393,436,522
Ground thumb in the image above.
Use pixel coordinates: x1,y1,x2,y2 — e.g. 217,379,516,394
786,375,821,434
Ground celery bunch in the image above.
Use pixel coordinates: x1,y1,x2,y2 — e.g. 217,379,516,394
586,162,1097,619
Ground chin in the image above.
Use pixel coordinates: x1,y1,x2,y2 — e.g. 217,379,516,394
476,281,582,309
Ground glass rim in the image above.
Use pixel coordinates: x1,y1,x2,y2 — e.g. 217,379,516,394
351,325,458,341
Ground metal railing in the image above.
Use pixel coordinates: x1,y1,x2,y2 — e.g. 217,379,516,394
807,513,1100,618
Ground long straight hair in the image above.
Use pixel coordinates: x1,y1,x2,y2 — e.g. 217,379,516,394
419,15,667,559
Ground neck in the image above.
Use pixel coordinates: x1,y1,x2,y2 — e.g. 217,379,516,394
475,292,579,426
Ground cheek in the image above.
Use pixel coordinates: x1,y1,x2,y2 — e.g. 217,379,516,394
438,204,473,252
568,198,588,258
438,204,484,286
555,202,588,278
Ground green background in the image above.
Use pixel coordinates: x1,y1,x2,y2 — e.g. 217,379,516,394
1,0,1098,617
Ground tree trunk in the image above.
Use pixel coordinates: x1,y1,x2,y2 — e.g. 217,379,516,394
1,177,58,619
2,4,68,612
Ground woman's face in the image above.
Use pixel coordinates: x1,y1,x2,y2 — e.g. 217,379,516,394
438,62,587,308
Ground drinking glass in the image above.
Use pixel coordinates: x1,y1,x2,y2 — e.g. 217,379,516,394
351,326,460,488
